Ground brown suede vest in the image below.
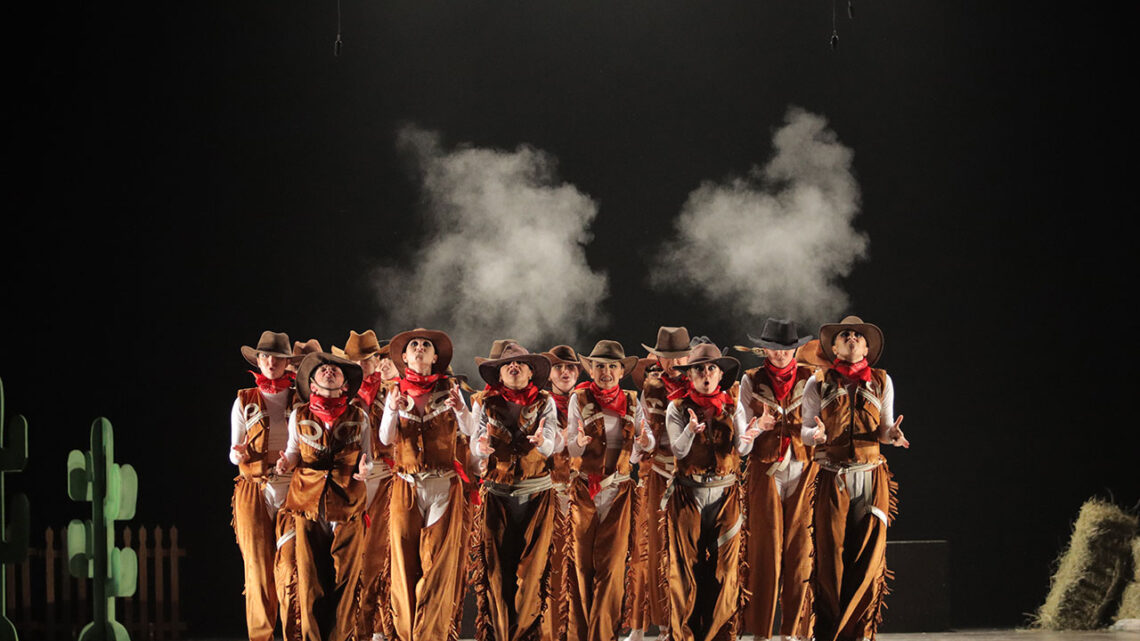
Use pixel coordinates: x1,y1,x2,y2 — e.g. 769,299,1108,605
640,377,673,456
284,403,368,521
391,378,462,474
571,387,637,476
235,387,296,479
672,396,740,477
816,367,889,465
481,391,553,485
743,365,814,464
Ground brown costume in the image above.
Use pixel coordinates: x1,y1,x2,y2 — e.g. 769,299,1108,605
809,317,899,641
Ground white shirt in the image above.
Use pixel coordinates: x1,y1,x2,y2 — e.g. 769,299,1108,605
229,388,291,465
564,392,654,463
664,395,749,460
799,373,896,444
377,381,473,447
469,395,559,460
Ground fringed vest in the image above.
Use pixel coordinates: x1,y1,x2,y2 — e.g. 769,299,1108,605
235,387,296,479
815,367,889,465
571,387,638,476
480,391,553,485
640,378,672,456
743,365,814,464
672,396,740,477
391,378,462,474
284,402,368,521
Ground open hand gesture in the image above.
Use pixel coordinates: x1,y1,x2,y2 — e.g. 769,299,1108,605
886,414,909,448
353,457,373,481
527,417,548,447
635,419,652,449
758,404,776,432
687,408,706,434
575,419,593,447
477,433,495,456
740,416,763,445
446,385,467,413
231,434,249,463
275,451,294,475
806,416,827,445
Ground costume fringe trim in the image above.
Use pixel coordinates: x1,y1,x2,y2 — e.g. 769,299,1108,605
618,480,641,639
557,489,575,641
469,485,492,641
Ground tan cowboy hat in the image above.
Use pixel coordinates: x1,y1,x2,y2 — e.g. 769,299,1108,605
295,352,364,402
580,340,638,378
543,344,588,376
242,331,295,367
631,357,665,389
674,343,740,390
292,339,324,359
337,330,389,361
818,315,884,366
477,342,552,389
474,339,521,366
795,339,831,371
388,328,454,375
641,326,692,359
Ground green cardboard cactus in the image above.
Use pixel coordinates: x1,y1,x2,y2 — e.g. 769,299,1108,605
67,418,138,641
0,378,30,641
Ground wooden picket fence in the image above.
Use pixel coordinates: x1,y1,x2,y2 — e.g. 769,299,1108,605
4,525,186,641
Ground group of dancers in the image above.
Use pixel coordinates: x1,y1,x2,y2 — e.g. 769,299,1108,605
230,317,908,641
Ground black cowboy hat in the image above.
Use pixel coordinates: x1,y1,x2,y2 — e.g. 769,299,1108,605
296,352,364,402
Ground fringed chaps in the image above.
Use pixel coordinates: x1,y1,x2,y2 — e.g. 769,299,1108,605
233,477,279,641
565,476,637,641
356,476,395,641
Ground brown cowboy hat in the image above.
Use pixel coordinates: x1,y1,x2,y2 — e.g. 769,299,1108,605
295,351,364,402
388,328,454,375
641,326,692,359
631,357,665,389
748,318,813,351
337,329,389,361
580,340,638,378
795,339,831,371
241,331,295,367
543,344,588,376
674,343,740,390
474,338,521,366
477,342,552,389
292,339,324,359
818,315,884,366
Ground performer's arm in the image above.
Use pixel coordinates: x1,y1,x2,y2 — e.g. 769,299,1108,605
469,401,489,460
800,375,825,445
666,402,696,459
356,414,373,478
631,399,656,463
734,393,754,456
877,374,907,447
278,408,301,471
378,388,399,446
534,396,558,458
566,395,585,457
448,382,475,436
229,397,247,465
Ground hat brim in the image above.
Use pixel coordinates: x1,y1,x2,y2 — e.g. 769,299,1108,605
675,355,741,390
581,355,639,379
296,352,364,402
746,334,814,351
818,322,884,366
389,329,454,376
631,357,666,390
477,354,552,389
241,344,299,368
640,343,692,359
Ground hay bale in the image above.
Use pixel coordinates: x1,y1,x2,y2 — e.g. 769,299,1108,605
1114,537,1140,622
1034,499,1138,630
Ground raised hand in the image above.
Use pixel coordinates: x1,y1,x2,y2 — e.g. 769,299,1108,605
886,414,909,448
527,417,548,447
687,408,706,434
477,433,495,456
387,389,408,411
353,457,373,481
740,416,763,445
758,404,776,431
231,434,249,463
806,416,828,445
575,419,593,447
275,450,294,475
635,419,652,449
446,385,467,413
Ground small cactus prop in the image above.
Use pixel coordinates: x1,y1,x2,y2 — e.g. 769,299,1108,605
1,378,30,641
67,418,138,641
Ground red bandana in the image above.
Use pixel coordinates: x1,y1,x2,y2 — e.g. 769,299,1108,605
834,359,872,384
763,359,797,401
587,473,604,499
491,383,541,407
551,391,571,420
582,382,627,415
309,394,348,425
251,370,294,395
357,372,384,407
662,374,691,400
688,388,731,415
400,369,443,397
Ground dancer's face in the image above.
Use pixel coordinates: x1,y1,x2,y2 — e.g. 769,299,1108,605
311,364,347,398
498,361,533,390
402,338,438,375
378,357,398,381
257,353,288,380
762,348,795,368
687,363,723,395
356,354,379,378
832,330,868,363
591,361,624,390
657,355,688,377
550,363,580,394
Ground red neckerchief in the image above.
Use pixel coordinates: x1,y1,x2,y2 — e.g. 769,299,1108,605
357,372,384,407
587,473,604,499
309,394,348,424
661,373,690,400
400,369,442,397
251,370,293,395
688,388,731,415
550,391,571,421
585,382,627,415
834,358,872,384
763,359,797,402
490,382,540,407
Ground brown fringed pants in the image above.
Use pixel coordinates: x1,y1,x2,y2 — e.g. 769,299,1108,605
665,479,744,641
542,487,570,641
566,476,636,641
233,477,278,641
743,460,818,639
473,484,557,641
388,476,467,641
277,513,365,641
356,476,395,641
626,479,650,632
812,463,894,641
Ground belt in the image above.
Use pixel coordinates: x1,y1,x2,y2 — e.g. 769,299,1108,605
397,468,457,484
484,474,554,498
661,473,737,510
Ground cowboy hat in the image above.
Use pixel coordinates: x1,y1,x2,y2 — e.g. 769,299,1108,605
388,328,454,375
747,318,813,351
543,344,588,376
477,342,552,389
674,343,740,390
641,326,692,359
242,331,295,367
474,339,521,366
295,351,364,402
292,339,324,359
337,329,389,361
631,357,665,390
580,340,638,378
818,315,884,366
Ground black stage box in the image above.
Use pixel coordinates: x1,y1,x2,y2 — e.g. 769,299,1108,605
879,539,951,632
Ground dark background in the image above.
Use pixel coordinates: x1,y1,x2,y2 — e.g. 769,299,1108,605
4,0,1136,633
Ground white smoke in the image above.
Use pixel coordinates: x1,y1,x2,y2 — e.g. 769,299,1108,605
374,126,609,377
651,107,868,328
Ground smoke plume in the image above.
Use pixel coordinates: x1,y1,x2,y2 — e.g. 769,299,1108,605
651,107,868,328
374,126,608,377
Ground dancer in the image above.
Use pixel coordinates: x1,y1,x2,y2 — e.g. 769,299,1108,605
738,319,817,641
275,351,371,641
378,329,473,641
468,341,559,640
802,316,908,641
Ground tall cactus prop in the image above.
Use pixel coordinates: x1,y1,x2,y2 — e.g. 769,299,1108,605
0,378,30,641
67,418,138,641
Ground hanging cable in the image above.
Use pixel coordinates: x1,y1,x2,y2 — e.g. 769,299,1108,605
334,0,343,57
830,0,839,49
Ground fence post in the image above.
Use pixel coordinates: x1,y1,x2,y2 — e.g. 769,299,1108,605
46,527,57,640
154,527,166,641
123,528,135,638
169,527,182,640
139,527,149,640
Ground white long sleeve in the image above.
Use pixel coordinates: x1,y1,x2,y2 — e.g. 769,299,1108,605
379,389,399,446
800,374,896,444
283,408,301,467
566,394,585,457
230,389,290,465
665,402,696,459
